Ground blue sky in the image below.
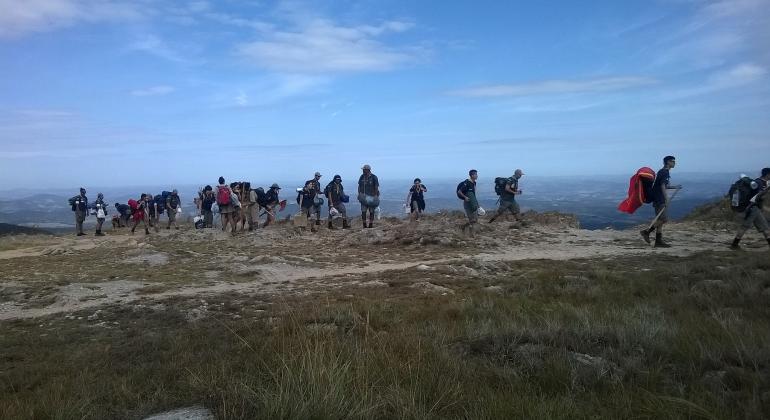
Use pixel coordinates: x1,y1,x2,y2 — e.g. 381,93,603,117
1,0,768,188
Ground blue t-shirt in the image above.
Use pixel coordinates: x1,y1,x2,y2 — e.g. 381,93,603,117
651,168,670,206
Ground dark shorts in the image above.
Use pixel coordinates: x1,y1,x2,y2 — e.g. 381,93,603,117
463,201,478,223
653,203,668,223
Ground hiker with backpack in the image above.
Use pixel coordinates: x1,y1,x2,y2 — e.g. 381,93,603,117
325,175,351,229
69,188,88,236
406,178,427,222
200,185,215,228
216,177,237,233
242,182,259,231
358,165,380,229
299,172,323,232
129,194,151,235
230,182,244,230
457,170,480,237
165,189,181,230
489,169,524,223
146,193,160,232
114,202,131,227
262,184,282,228
93,193,108,236
640,156,682,248
729,168,770,250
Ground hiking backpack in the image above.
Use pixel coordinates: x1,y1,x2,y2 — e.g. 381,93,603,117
494,177,511,196
728,176,757,212
254,187,267,206
217,186,231,206
154,193,168,214
456,181,466,200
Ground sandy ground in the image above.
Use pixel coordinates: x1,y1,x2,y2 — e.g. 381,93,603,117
0,212,762,321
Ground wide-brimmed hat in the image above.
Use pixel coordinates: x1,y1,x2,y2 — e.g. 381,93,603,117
314,171,322,177
271,183,281,189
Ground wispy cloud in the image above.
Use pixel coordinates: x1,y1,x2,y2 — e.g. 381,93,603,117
661,62,768,101
0,0,141,38
448,77,657,98
130,85,175,97
236,19,420,73
128,34,198,64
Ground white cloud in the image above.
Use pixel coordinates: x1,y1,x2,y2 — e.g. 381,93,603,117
448,77,657,98
236,19,419,73
0,0,141,38
235,91,248,106
130,85,175,97
129,35,192,63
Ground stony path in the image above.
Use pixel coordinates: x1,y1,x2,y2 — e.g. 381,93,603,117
0,222,759,321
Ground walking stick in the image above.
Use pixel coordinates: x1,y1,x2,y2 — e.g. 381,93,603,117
647,188,681,231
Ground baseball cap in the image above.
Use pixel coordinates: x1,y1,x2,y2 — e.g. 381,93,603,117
362,164,371,170
314,172,321,177
514,169,525,176
271,183,281,189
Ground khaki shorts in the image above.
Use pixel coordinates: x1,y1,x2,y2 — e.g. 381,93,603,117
738,207,769,232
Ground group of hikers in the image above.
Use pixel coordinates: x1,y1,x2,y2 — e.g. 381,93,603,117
69,158,770,250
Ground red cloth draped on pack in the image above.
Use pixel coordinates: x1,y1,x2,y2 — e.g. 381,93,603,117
128,199,145,221
618,167,656,214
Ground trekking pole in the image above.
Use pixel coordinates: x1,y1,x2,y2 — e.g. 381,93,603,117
647,188,681,230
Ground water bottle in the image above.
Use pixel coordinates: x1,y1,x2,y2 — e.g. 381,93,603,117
375,206,381,220
731,191,740,207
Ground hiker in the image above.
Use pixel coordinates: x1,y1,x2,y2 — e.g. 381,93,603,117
165,189,181,230
200,185,215,228
70,188,88,236
299,172,323,232
129,194,150,235
93,193,108,236
489,169,524,223
406,178,427,222
216,177,237,233
147,193,161,232
243,182,259,231
325,175,351,229
261,184,280,228
358,165,380,228
457,170,480,237
640,156,682,248
114,202,131,227
730,168,770,250
230,182,243,230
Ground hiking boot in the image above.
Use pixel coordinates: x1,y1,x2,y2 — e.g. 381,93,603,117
328,221,335,230
96,231,105,237
166,226,170,230
640,229,651,244
145,229,150,235
730,243,742,251
654,241,671,248
77,232,85,236
315,219,322,226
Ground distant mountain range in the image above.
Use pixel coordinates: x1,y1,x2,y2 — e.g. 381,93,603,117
0,173,744,230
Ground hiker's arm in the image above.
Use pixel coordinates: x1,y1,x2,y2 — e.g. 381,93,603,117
458,188,469,202
505,183,519,195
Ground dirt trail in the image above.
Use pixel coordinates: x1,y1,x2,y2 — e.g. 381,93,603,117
0,221,747,321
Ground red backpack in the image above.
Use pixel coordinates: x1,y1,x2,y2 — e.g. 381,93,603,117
217,186,231,206
128,199,139,211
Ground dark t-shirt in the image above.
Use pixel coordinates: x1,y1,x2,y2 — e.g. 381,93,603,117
502,178,518,201
409,185,426,202
166,194,180,210
358,174,379,196
651,168,670,206
265,189,279,206
325,182,344,204
458,180,476,197
202,195,215,211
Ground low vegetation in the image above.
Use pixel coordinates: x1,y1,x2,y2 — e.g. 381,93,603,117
2,249,769,419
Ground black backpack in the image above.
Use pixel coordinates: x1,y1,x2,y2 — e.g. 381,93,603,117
494,177,511,196
456,181,466,200
728,176,756,212
255,187,267,206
